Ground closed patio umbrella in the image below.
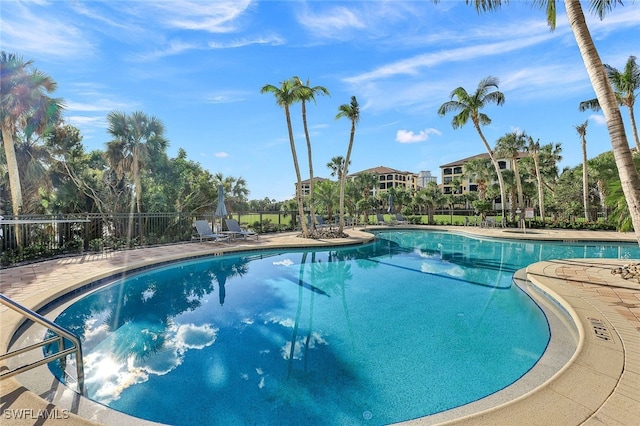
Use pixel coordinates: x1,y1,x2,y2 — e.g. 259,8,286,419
215,184,227,232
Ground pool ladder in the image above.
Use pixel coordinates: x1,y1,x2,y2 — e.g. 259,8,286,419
0,293,86,395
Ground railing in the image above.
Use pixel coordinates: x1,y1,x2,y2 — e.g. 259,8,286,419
0,293,86,394
0,211,300,267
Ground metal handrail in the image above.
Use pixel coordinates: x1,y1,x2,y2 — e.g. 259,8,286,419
0,293,86,394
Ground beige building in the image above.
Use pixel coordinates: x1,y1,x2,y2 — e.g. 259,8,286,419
440,152,527,208
348,166,419,194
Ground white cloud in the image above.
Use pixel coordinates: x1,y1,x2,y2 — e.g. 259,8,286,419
150,0,253,33
589,114,606,126
396,128,441,144
215,152,230,158
208,34,285,49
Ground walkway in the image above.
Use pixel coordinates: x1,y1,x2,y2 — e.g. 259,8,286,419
1,226,638,425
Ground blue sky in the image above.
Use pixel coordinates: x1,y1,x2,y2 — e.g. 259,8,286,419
2,1,639,201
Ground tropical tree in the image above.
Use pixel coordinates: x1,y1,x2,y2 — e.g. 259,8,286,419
293,77,330,232
524,137,545,222
1,52,63,221
579,55,640,150
261,79,309,237
495,131,526,210
354,172,379,223
462,157,494,201
327,156,348,182
575,120,590,221
335,96,360,233
105,111,168,214
588,150,618,219
416,181,442,224
459,0,640,242
438,76,507,225
314,179,339,223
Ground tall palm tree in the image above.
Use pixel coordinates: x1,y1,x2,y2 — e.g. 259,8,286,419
438,76,507,225
106,111,168,214
579,55,640,151
293,77,330,232
261,79,309,237
495,131,526,210
525,136,545,222
460,0,640,243
1,52,63,220
575,120,590,221
335,96,360,233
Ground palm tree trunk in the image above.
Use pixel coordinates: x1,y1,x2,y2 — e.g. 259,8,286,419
1,127,24,248
582,137,590,221
513,160,524,209
301,101,316,232
339,123,356,233
627,106,640,151
533,152,545,223
285,106,309,237
565,0,640,243
474,121,506,227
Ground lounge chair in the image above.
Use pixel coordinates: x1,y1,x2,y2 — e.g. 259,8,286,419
225,219,259,240
377,213,392,225
315,215,330,229
395,213,408,224
192,220,230,243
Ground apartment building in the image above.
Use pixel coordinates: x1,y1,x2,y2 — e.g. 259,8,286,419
440,152,527,208
296,166,436,197
348,166,419,193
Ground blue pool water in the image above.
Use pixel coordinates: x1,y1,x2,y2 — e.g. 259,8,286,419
47,230,640,425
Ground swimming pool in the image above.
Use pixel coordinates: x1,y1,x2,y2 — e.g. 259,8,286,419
46,230,640,425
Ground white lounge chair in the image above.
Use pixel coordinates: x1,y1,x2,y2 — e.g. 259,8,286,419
193,220,230,243
225,219,259,240
395,213,408,224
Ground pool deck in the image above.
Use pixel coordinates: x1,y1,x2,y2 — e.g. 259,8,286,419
1,225,639,425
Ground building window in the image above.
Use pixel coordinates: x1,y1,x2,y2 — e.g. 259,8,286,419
498,161,507,170
453,166,462,174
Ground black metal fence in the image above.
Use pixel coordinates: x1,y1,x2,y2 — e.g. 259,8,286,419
0,212,300,267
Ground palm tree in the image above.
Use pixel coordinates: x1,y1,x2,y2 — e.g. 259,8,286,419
525,136,545,222
575,120,590,221
417,182,442,224
1,52,63,220
461,0,640,243
327,155,347,182
579,55,640,151
354,172,379,224
495,131,526,210
293,77,330,232
588,150,618,219
261,79,309,237
438,76,507,226
335,96,361,233
463,157,494,201
106,111,168,214
314,179,339,223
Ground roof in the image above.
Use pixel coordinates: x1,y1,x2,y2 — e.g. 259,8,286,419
440,151,528,168
348,165,416,177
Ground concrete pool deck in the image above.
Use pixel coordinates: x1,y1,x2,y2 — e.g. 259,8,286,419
1,225,639,425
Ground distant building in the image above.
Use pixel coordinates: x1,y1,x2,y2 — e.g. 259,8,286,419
348,166,419,194
298,177,330,196
417,170,437,188
439,152,527,209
